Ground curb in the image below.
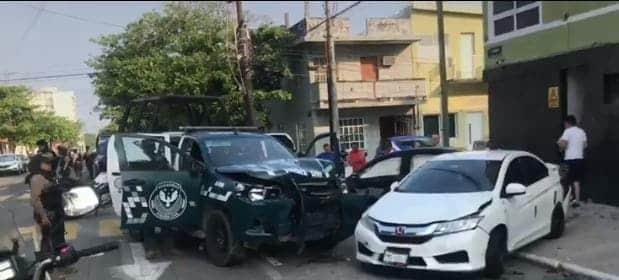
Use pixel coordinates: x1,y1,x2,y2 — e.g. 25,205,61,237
516,252,619,280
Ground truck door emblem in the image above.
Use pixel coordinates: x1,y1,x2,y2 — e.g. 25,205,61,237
149,181,187,221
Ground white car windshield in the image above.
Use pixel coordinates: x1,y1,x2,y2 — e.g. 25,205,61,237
0,155,16,162
397,160,502,193
204,136,294,167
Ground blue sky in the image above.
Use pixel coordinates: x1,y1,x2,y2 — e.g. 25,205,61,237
0,1,408,133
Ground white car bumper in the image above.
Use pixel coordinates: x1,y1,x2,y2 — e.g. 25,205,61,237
0,164,19,172
355,222,489,272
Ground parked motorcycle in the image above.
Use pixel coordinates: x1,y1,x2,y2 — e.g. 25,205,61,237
62,173,111,219
0,205,118,280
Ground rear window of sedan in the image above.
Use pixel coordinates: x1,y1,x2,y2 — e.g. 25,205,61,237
397,160,502,193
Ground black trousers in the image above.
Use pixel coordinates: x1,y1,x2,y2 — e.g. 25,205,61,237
37,211,66,256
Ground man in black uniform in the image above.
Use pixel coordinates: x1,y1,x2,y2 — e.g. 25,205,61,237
29,154,66,257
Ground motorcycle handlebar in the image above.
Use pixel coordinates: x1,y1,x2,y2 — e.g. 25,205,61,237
76,241,119,258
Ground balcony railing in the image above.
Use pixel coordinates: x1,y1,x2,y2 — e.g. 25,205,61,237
311,79,426,109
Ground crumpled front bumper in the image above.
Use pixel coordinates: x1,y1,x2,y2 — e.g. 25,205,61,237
229,193,370,246
355,222,489,272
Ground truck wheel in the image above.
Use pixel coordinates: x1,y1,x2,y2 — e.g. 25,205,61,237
547,205,565,239
204,210,245,266
484,229,507,278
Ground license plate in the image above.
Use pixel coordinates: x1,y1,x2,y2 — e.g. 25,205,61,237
383,251,408,265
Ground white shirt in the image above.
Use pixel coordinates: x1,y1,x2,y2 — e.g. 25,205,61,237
559,126,587,160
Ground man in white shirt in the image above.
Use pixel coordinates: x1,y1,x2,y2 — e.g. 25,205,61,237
557,115,587,207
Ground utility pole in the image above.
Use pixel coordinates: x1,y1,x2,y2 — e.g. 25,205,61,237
436,1,450,147
305,1,310,19
235,1,257,126
325,0,341,162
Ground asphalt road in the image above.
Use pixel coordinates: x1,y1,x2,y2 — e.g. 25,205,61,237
0,174,590,280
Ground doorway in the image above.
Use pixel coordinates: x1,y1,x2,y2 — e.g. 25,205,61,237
464,112,483,150
379,115,412,139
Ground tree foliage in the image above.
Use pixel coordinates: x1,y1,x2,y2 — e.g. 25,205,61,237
89,2,293,129
0,85,82,151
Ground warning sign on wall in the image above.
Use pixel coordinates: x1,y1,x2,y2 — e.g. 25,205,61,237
548,86,560,109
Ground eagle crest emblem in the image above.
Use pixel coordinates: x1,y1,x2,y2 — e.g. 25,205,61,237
149,181,187,221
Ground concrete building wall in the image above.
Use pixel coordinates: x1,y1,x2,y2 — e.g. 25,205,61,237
410,4,489,150
485,2,619,69
336,44,413,82
31,87,78,122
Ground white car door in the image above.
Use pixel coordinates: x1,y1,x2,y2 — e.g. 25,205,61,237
519,156,559,240
107,135,122,216
501,157,536,250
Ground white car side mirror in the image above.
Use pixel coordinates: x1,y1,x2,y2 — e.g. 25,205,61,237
505,183,526,196
390,181,400,192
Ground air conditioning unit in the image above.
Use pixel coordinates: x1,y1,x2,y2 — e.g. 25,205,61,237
381,56,396,67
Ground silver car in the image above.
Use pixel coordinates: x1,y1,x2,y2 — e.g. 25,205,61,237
0,154,27,174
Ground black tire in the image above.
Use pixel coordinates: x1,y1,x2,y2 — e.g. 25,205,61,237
484,229,507,278
204,210,245,266
547,205,565,239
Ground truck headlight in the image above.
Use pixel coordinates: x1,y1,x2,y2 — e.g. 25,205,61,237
249,188,265,201
433,216,483,236
0,260,16,280
246,185,281,202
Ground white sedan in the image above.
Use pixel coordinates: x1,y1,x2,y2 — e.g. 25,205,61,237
354,150,570,278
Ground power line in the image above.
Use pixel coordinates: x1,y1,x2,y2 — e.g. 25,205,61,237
27,5,124,29
0,72,95,82
305,1,362,35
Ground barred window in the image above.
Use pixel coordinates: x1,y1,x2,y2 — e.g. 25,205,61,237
339,118,366,151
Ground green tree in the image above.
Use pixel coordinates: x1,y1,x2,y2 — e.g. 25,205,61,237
23,113,82,148
88,2,293,129
0,85,82,152
84,133,96,150
0,86,36,151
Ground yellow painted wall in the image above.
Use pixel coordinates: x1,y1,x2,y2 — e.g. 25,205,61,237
410,7,489,149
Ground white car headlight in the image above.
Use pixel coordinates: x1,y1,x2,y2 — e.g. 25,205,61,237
433,216,483,236
0,260,16,280
246,185,281,202
359,213,376,230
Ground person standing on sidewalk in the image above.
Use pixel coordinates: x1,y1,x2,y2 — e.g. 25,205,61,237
347,143,367,174
557,115,587,207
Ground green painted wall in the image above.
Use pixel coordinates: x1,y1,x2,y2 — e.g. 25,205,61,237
486,5,619,69
542,1,618,22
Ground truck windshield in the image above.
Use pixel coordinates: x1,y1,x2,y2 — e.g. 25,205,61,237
203,136,294,167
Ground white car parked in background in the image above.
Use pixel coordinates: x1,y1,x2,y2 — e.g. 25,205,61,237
355,150,570,278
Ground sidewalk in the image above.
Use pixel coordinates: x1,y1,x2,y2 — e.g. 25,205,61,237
519,203,619,277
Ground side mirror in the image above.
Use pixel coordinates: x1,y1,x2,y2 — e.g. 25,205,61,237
390,181,400,192
505,183,526,197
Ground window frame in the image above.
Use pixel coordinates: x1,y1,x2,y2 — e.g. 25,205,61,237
487,1,542,42
519,156,549,185
422,114,457,138
339,117,367,151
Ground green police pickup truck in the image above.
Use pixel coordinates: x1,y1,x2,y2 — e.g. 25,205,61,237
108,129,371,266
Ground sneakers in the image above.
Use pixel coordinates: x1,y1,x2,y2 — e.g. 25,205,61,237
571,200,581,208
